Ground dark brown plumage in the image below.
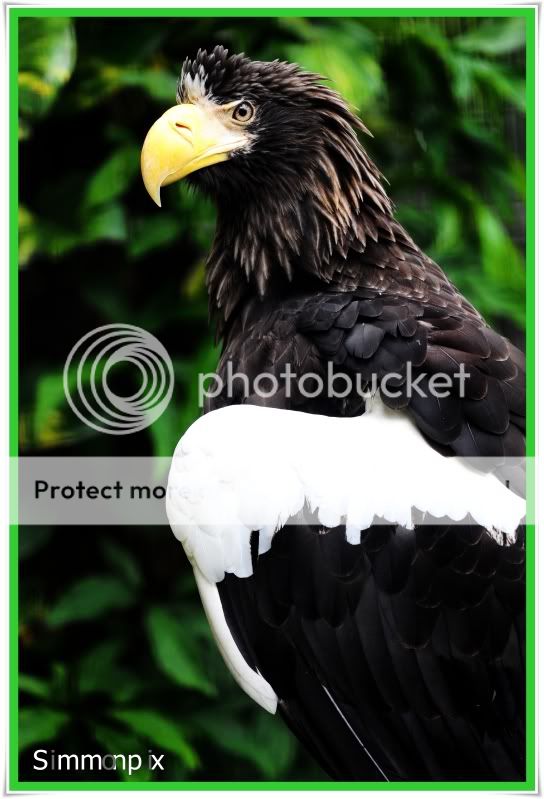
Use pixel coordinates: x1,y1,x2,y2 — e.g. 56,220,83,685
181,48,524,462
219,523,525,780
176,47,525,781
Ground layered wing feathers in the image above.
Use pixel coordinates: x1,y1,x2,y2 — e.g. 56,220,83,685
218,523,525,781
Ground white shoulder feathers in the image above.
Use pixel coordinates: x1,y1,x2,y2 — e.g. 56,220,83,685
166,399,525,713
166,398,525,583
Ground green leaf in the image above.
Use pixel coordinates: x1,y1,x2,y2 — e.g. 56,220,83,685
32,365,97,447
145,606,216,695
284,22,383,111
195,712,295,778
19,673,50,699
21,201,127,264
76,66,177,110
19,708,69,751
120,68,178,102
456,18,525,56
19,18,76,119
430,204,462,260
83,203,126,244
127,215,181,259
29,220,79,260
111,709,199,769
34,372,71,445
462,57,526,110
19,206,39,266
77,640,122,693
78,640,143,702
48,576,134,627
85,145,140,208
475,204,524,285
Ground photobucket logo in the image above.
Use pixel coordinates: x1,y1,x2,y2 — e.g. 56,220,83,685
199,361,471,407
63,324,174,435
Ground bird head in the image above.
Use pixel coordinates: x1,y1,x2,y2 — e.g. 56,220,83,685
141,45,373,207
141,46,394,315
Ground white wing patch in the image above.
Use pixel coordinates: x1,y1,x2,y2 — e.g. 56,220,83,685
166,398,526,584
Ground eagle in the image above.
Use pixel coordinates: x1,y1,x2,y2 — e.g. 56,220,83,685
141,46,526,782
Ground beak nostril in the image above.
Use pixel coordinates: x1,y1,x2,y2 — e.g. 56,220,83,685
175,123,190,131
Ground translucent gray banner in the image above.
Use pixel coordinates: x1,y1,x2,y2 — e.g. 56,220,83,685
12,457,531,528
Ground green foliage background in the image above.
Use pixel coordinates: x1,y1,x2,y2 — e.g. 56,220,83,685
19,15,526,782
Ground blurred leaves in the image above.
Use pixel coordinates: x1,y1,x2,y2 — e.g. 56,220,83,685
92,726,152,781
455,17,525,55
20,707,69,750
146,606,216,696
19,19,76,120
84,144,140,208
127,214,181,259
77,640,123,693
284,20,384,111
19,13,526,783
19,673,50,699
48,575,133,627
111,709,199,769
195,712,295,778
78,65,178,109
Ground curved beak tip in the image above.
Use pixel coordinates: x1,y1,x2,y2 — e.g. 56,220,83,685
149,186,162,208
141,143,166,208
142,179,162,208
143,180,162,208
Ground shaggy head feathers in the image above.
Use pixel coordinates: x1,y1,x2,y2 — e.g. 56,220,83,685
179,45,333,104
177,47,396,328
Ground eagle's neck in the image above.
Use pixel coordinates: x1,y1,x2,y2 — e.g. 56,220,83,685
206,137,396,334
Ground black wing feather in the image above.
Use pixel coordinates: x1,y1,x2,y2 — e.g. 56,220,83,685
217,523,525,781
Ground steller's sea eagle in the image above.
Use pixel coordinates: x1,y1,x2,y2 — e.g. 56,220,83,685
141,46,526,781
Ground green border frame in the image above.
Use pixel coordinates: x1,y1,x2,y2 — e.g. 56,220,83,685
8,4,537,792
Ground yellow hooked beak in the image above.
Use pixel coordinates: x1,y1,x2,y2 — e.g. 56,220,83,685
141,103,244,206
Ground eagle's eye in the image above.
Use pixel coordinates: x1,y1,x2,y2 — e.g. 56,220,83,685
232,101,255,124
